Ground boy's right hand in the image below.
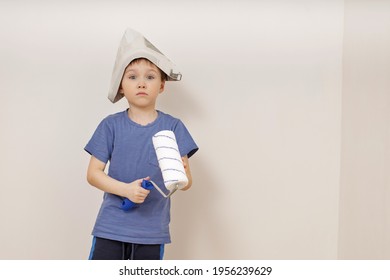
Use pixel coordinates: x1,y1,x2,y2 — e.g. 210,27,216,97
125,178,151,203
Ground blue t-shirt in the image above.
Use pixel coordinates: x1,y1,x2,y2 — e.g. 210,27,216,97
84,110,198,244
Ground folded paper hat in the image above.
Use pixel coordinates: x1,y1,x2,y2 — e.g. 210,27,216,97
108,28,182,103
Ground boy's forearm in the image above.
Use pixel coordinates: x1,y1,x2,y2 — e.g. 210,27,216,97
181,156,192,191
87,167,150,204
87,168,129,197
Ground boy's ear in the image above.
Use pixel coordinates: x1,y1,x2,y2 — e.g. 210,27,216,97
159,80,165,93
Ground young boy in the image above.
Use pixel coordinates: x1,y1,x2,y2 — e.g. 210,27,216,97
85,29,198,260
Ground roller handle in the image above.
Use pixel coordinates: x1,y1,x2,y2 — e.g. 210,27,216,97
121,180,154,211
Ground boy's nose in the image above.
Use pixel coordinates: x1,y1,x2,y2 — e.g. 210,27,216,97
138,82,146,88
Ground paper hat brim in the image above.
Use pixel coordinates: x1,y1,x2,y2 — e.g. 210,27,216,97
108,28,182,103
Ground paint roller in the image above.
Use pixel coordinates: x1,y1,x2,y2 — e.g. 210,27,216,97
121,130,188,211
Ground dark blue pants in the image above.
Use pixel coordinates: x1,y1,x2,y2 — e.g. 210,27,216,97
89,237,164,260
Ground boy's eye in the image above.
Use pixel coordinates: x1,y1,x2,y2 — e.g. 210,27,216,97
128,75,136,80
147,75,155,80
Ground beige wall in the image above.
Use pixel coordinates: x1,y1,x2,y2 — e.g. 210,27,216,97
165,1,344,259
338,0,390,259
0,0,388,260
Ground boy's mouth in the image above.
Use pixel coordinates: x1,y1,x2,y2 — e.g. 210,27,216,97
136,92,148,96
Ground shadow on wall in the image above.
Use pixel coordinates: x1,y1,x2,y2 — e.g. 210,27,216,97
168,156,231,259
159,81,235,259
157,81,200,120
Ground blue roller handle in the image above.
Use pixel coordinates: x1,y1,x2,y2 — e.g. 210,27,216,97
121,180,154,211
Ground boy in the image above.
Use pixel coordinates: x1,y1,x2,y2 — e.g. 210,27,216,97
85,29,198,260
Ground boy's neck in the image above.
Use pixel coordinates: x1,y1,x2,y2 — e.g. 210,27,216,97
127,107,158,126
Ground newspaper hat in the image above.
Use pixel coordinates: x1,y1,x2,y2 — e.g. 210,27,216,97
108,28,182,103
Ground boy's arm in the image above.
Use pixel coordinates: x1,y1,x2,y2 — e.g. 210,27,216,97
86,156,150,203
181,155,193,191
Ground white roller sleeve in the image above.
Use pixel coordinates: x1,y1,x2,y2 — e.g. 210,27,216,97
152,130,188,191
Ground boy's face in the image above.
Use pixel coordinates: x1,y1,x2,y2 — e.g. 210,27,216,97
119,59,165,109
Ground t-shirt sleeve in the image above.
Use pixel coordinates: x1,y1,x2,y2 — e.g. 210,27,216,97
173,120,199,158
84,118,114,164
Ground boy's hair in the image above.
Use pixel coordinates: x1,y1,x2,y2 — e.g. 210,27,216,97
128,58,167,82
